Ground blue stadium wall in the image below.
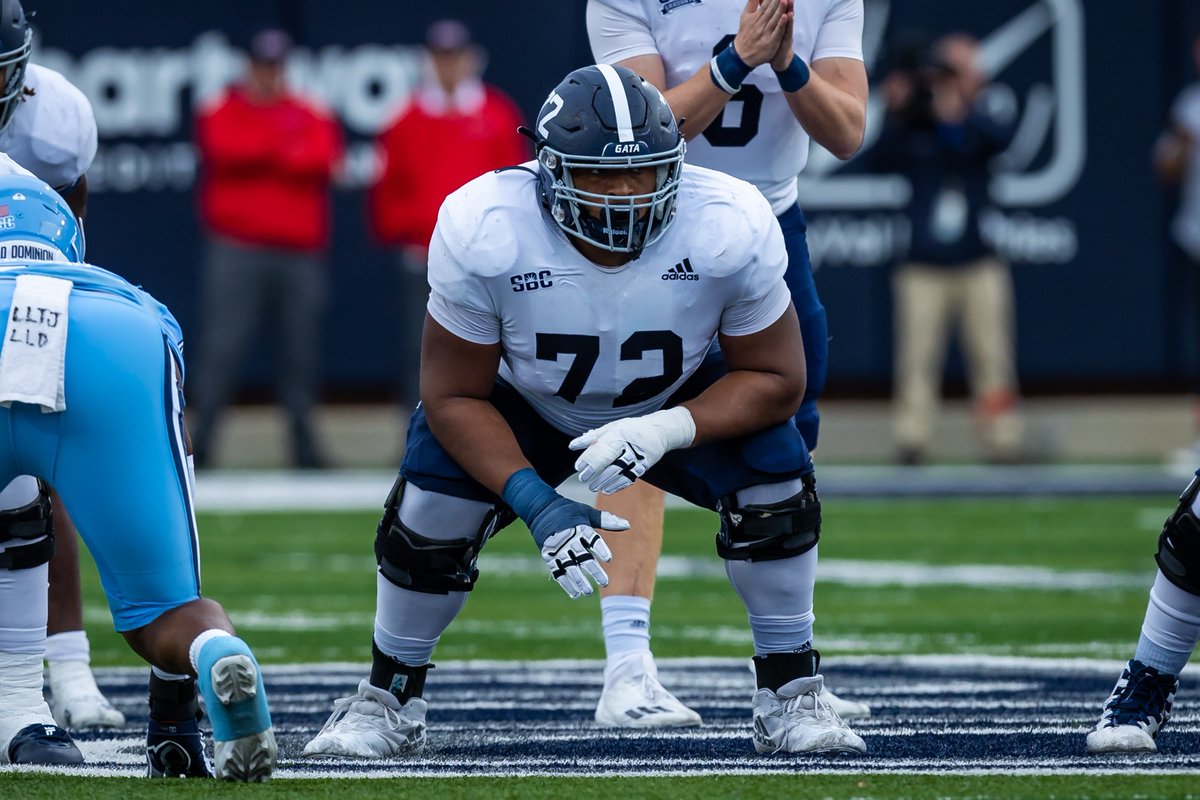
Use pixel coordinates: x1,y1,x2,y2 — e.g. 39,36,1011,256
26,1,1200,398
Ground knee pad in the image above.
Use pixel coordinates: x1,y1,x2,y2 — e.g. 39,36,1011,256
716,473,820,562
1157,476,1200,595
374,476,513,595
0,479,53,571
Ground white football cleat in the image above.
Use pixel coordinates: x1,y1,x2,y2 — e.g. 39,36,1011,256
752,675,866,755
821,687,871,720
1086,659,1178,755
303,680,427,758
48,660,126,729
595,652,701,728
744,657,870,720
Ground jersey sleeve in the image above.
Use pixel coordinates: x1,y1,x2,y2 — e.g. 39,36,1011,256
425,200,502,345
58,80,98,181
812,0,864,62
587,0,659,64
31,68,98,188
718,194,792,337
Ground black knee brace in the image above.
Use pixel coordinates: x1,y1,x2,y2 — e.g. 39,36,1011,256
716,473,820,562
1157,476,1200,595
0,479,54,571
374,476,513,595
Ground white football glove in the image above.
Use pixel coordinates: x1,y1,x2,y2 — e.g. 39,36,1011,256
540,517,628,598
569,407,696,494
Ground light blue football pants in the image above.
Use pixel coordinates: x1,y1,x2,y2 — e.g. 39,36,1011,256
0,283,200,631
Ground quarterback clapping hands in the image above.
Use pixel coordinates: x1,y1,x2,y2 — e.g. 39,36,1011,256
570,407,697,494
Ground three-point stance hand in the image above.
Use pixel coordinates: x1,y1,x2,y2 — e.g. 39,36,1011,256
502,468,631,597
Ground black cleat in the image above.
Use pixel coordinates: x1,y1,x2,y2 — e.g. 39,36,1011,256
146,716,214,778
7,722,84,765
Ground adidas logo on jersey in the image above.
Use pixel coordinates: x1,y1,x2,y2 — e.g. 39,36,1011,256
662,258,699,281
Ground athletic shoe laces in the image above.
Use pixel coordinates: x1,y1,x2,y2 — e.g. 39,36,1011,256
315,688,407,736
773,682,849,732
639,671,674,704
1104,664,1176,728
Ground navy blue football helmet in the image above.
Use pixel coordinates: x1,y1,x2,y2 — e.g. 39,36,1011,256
0,0,30,133
0,174,85,262
533,64,684,256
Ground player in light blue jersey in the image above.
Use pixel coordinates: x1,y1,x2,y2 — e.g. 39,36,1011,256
587,0,869,727
0,171,276,780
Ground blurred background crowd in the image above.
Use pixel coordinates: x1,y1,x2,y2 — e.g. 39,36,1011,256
28,0,1200,469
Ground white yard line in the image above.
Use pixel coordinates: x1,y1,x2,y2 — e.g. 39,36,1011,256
269,550,1150,590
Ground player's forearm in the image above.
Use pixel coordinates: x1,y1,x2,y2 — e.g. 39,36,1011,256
680,369,804,446
423,397,535,497
664,70,744,142
783,70,865,159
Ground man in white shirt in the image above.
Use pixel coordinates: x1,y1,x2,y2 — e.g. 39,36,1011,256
587,0,870,726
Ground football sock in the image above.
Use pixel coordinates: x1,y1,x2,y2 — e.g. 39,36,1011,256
374,572,465,665
43,630,89,663
0,651,52,719
0,563,46,654
1135,570,1200,675
726,547,816,657
601,595,652,667
0,475,39,507
188,629,233,674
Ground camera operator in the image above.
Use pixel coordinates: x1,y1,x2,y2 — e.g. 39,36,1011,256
871,32,1024,465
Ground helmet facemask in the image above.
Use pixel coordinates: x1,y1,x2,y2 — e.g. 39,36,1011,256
0,27,30,133
539,140,684,256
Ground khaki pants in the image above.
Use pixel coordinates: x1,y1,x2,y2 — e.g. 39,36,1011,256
892,257,1023,457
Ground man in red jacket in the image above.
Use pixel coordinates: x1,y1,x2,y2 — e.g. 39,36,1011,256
191,29,343,468
368,19,527,410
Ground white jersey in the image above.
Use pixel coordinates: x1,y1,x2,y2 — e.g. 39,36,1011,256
0,64,97,191
588,0,863,214
427,162,792,436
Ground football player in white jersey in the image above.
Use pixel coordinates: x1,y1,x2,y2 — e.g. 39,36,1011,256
0,0,123,736
1086,470,1200,754
304,64,865,759
586,0,870,726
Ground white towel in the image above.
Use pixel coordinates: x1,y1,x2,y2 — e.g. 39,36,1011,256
0,274,73,413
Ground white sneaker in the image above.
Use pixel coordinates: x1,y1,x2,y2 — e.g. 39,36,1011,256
594,653,702,728
47,660,126,729
743,657,870,720
821,687,871,720
303,680,427,758
1086,659,1178,755
752,675,867,755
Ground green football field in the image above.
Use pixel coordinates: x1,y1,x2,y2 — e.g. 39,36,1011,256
42,494,1200,799
80,496,1166,665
